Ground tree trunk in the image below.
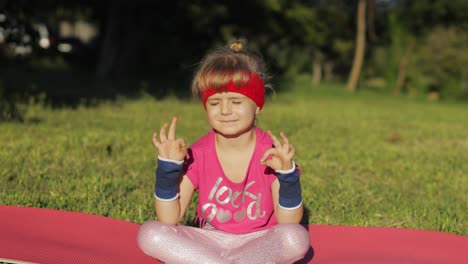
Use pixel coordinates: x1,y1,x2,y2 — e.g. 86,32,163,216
346,0,367,92
394,41,414,95
96,1,152,78
367,0,377,42
312,60,322,85
96,1,120,78
324,62,334,82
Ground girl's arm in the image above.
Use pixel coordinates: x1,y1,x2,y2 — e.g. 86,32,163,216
155,175,195,225
271,179,304,223
152,117,192,224
261,131,304,223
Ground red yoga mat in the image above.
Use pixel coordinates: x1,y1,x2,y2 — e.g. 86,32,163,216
0,206,466,264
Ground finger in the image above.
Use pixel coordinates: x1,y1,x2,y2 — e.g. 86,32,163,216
267,130,282,148
176,138,186,149
159,123,168,142
152,132,160,147
168,117,177,140
279,132,289,145
279,132,290,152
260,148,276,164
288,144,295,158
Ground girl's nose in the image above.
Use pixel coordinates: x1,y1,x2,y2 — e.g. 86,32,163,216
221,101,232,115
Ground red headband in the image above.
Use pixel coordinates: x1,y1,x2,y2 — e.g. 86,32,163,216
201,73,265,109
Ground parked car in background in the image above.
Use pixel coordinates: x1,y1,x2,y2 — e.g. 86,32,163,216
1,12,98,64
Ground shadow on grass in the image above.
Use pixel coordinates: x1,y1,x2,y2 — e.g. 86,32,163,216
0,64,193,122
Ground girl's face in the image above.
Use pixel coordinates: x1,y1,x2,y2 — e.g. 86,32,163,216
205,92,260,138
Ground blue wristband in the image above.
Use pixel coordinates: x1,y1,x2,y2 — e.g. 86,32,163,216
276,163,302,209
154,158,183,200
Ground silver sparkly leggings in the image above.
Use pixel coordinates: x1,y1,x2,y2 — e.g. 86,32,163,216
137,221,310,264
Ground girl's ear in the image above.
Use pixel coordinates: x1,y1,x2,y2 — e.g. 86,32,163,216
255,107,261,115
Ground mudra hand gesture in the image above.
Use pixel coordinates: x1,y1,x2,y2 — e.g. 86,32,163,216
152,117,187,161
260,131,295,171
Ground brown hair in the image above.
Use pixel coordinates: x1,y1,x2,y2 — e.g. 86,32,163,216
191,39,267,98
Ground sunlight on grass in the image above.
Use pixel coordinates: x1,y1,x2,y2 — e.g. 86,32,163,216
0,88,466,235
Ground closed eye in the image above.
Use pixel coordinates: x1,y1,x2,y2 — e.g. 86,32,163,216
208,101,220,106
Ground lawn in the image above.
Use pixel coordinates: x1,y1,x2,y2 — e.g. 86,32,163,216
1,84,466,235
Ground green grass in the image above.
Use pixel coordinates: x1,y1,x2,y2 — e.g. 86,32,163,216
0,84,466,235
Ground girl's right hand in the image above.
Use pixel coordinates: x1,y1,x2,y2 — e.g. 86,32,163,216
152,117,187,161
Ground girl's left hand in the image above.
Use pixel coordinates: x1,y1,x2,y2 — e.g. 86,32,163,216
260,131,295,171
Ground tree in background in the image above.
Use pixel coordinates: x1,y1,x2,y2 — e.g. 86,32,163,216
365,0,468,99
412,27,468,100
386,11,415,96
1,0,468,122
346,0,367,92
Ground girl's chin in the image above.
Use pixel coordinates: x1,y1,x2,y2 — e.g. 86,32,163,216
214,127,255,138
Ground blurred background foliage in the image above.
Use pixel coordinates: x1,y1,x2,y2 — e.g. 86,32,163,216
1,0,467,121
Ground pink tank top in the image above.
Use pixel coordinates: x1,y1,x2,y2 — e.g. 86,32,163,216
185,128,278,234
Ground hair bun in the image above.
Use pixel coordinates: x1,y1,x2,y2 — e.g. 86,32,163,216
228,39,247,52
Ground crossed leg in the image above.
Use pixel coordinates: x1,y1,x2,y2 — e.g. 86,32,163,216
225,224,310,264
137,221,310,264
137,221,229,264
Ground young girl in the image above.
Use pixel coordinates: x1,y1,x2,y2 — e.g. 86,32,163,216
137,40,310,264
